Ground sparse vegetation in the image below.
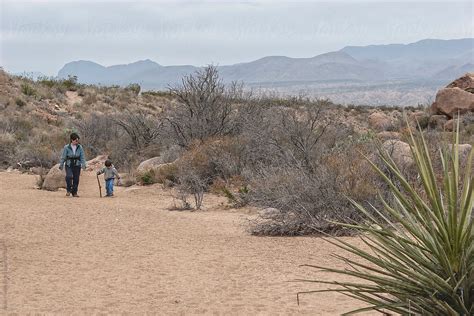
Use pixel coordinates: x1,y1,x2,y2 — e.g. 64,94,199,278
140,170,155,185
15,98,25,107
126,83,141,96
299,125,473,314
166,65,242,148
0,67,472,238
21,83,36,96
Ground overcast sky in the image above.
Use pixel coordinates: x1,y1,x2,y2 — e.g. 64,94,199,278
1,0,473,76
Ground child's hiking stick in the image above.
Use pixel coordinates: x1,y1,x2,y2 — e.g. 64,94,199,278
96,174,102,198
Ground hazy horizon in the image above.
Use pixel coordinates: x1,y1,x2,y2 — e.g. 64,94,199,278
1,0,473,76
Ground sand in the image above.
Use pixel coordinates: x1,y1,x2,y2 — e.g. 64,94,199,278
0,171,375,315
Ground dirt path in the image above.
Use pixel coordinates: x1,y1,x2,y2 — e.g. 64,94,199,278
0,171,372,314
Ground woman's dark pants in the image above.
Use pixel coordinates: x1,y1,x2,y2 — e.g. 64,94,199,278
65,165,81,194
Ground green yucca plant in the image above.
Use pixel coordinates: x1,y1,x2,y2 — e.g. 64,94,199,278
299,121,473,315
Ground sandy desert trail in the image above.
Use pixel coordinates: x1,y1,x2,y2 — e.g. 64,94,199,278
0,171,374,315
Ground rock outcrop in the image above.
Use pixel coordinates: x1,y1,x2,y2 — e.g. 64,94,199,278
382,140,414,170
136,157,177,184
446,73,474,92
431,73,474,118
137,157,164,174
368,112,394,131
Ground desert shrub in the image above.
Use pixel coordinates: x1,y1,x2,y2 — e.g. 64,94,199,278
77,88,86,97
37,76,58,88
72,112,122,157
172,139,241,210
169,190,193,211
82,92,97,105
175,137,243,186
3,117,33,141
107,143,140,172
233,98,365,235
137,163,179,186
247,164,357,236
0,132,16,166
139,170,156,185
15,98,26,107
142,90,171,98
166,65,242,148
222,186,249,208
15,129,64,168
299,126,473,314
114,109,162,153
417,114,430,130
176,170,208,210
324,141,379,202
62,75,78,91
159,144,185,163
126,83,141,96
154,163,179,184
21,83,36,96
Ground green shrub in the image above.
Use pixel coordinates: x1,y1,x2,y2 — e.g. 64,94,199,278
300,122,473,314
155,163,178,184
21,83,36,96
38,77,57,88
62,75,78,91
222,186,249,207
126,83,141,96
15,98,25,107
417,115,430,130
139,170,155,185
142,90,171,98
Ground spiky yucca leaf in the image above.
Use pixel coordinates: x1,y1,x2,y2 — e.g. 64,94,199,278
300,124,473,315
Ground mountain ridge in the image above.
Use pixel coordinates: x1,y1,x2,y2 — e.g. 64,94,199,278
58,38,473,88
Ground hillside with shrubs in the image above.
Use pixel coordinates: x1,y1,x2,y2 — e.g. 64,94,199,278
0,67,472,236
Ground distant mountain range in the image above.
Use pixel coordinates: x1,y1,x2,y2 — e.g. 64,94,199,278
58,38,474,105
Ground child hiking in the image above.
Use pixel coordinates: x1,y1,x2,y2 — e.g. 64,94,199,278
97,159,120,197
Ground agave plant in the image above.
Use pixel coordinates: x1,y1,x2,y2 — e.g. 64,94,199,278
300,121,473,315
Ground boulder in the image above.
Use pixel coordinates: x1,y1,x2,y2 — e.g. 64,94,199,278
117,173,135,187
137,157,178,184
442,117,473,132
368,112,394,131
29,167,46,175
409,111,430,129
382,140,414,170
42,163,66,191
86,155,108,171
446,73,474,92
137,157,164,174
444,119,455,132
431,88,474,118
376,131,401,141
429,114,448,129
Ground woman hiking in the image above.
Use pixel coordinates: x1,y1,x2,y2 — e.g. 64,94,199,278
59,133,87,197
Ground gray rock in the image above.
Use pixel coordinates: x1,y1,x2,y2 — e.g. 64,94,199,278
42,164,66,191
